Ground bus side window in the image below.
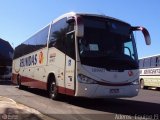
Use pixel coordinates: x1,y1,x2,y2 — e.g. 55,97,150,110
139,59,144,69
49,18,69,53
150,57,156,68
157,56,160,66
36,26,49,49
143,58,150,68
66,32,75,59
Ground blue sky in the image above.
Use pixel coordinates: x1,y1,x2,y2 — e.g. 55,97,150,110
0,0,159,58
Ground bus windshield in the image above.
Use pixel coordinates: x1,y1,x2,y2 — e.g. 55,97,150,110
78,16,138,70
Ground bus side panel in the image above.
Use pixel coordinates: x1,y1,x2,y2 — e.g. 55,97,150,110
64,56,75,96
20,75,47,90
20,49,48,90
12,48,49,90
48,48,66,93
140,68,160,88
47,48,75,96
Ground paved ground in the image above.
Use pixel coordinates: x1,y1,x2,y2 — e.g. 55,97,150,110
0,81,55,120
0,82,160,120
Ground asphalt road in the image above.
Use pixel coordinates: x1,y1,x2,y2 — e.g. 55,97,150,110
0,83,160,120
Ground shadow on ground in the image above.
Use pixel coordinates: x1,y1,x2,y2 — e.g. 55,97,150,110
17,86,160,117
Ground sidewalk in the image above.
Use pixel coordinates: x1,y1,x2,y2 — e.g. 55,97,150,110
0,96,55,120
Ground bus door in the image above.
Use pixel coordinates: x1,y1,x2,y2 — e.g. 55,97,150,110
65,32,76,95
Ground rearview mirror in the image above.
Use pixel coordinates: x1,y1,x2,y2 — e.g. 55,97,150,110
131,26,151,45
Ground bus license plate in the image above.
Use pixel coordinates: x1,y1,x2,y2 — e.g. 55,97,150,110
110,89,119,94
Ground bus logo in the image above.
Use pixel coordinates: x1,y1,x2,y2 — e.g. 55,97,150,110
39,51,44,64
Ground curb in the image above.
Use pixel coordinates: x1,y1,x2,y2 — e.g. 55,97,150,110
0,96,55,120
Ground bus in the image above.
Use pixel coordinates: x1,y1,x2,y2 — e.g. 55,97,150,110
139,55,160,89
0,38,13,82
12,12,151,99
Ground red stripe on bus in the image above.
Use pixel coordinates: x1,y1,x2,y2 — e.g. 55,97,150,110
20,76,47,90
58,86,75,96
12,73,75,96
66,88,75,96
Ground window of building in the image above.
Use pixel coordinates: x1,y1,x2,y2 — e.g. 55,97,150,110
150,57,156,67
156,56,160,66
139,59,144,69
143,58,150,68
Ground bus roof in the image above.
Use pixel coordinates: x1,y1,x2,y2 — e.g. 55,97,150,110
51,12,130,26
139,54,160,60
16,12,131,48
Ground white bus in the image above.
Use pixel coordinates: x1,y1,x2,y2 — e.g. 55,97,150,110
139,55,160,89
12,12,151,99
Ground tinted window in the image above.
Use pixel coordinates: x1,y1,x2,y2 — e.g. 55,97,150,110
78,16,138,70
36,26,49,48
66,32,75,59
49,18,68,53
14,25,49,59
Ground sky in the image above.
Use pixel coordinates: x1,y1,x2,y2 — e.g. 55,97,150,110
0,0,159,58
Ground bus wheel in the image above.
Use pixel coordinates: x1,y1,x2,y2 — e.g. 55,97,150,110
157,87,160,91
140,79,144,89
17,75,25,89
17,75,22,89
48,79,59,100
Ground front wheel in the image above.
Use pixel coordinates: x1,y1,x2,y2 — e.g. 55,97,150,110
48,80,59,100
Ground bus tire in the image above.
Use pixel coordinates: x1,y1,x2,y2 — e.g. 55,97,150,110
17,75,22,89
140,79,144,89
17,75,26,89
157,87,160,91
48,77,59,100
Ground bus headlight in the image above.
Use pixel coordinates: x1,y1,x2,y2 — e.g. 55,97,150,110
78,74,97,84
130,80,139,85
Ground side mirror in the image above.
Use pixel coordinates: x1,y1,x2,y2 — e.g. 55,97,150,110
131,26,151,45
67,16,84,37
66,16,75,23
